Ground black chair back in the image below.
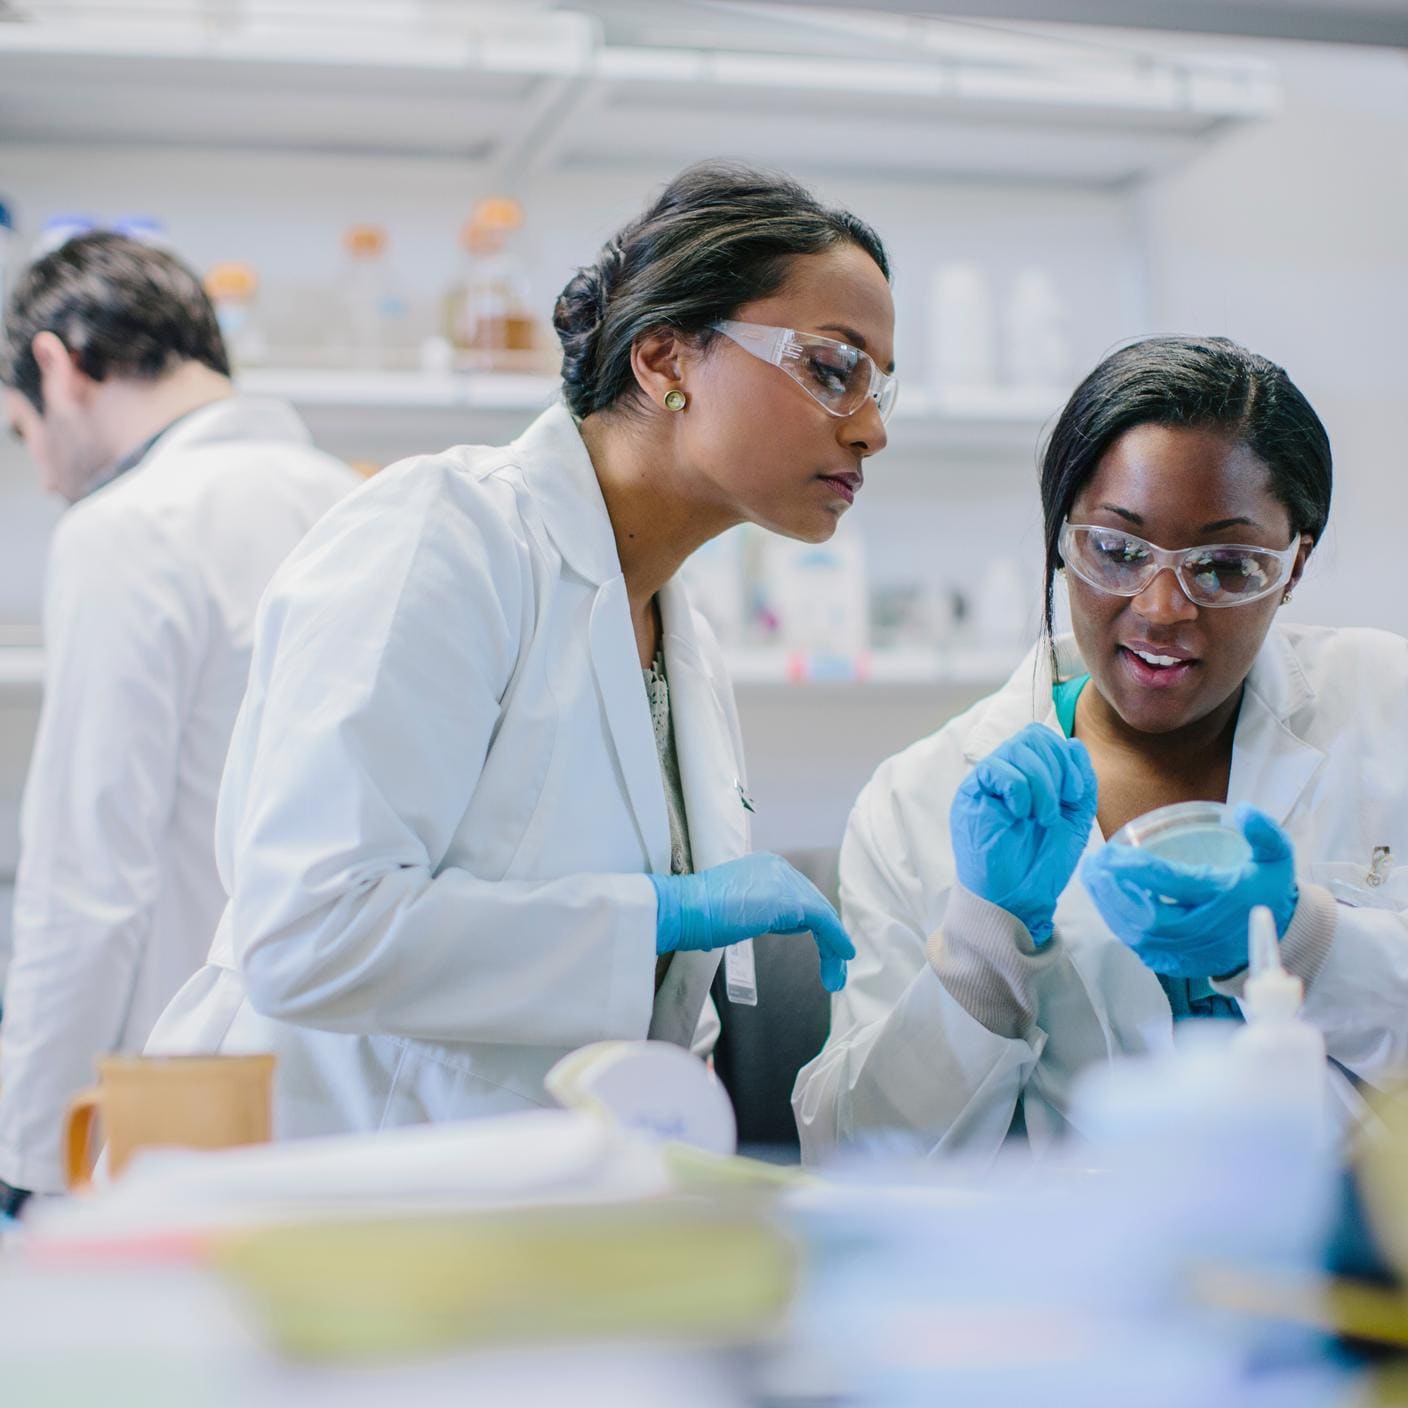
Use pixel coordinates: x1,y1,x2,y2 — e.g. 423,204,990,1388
710,848,839,1158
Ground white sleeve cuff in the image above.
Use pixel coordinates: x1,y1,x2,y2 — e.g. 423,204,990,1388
925,884,1062,1039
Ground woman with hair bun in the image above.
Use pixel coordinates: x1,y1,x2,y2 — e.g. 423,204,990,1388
146,162,897,1139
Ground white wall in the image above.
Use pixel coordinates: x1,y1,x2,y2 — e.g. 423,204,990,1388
1138,39,1408,633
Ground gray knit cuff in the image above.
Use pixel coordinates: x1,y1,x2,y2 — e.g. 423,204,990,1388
925,884,1061,1040
1211,881,1338,1000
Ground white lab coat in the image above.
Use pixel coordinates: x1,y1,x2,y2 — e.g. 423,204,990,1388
0,396,358,1192
795,624,1408,1163
145,404,749,1139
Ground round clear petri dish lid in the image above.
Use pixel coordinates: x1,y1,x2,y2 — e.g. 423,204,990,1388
1108,800,1252,870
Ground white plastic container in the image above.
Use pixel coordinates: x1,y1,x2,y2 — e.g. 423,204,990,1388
757,525,869,657
1232,905,1329,1151
972,554,1028,652
1002,264,1071,392
929,261,997,398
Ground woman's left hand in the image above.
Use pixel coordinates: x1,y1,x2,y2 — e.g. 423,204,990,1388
1080,804,1298,979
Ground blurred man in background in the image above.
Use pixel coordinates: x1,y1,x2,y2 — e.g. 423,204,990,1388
0,233,360,1213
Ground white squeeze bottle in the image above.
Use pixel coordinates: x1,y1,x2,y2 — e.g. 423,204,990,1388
1232,905,1328,1151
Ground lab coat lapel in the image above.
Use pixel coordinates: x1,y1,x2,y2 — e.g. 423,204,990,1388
648,580,748,1046
517,406,672,874
657,579,750,870
1227,628,1324,827
588,576,672,876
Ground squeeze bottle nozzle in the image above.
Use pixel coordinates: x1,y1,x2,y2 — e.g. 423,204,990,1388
1243,904,1303,1023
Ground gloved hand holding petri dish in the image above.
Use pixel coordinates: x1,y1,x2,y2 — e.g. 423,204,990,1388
1082,802,1299,979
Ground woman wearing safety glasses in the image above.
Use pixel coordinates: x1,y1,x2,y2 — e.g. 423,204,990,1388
143,162,896,1141
795,335,1408,1160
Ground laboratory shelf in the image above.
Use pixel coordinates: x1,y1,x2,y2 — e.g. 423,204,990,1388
724,646,1018,691
0,644,1017,700
0,647,44,700
235,368,1059,466
0,9,1280,183
237,368,560,413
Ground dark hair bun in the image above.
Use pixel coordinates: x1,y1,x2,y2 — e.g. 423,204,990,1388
553,246,619,419
552,269,601,419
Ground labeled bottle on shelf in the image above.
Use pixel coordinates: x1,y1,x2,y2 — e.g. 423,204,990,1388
930,260,997,406
339,223,406,370
442,196,541,369
757,524,870,662
204,261,267,370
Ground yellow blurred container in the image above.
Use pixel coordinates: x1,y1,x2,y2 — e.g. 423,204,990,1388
214,1198,797,1362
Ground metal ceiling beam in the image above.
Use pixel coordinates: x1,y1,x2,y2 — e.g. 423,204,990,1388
734,0,1408,47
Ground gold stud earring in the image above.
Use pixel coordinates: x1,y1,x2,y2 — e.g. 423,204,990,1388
663,389,687,412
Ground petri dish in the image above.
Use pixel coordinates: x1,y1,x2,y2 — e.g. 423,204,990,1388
1109,800,1252,870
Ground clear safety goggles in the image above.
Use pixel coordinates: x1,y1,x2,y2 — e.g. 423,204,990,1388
712,320,898,423
1060,521,1298,609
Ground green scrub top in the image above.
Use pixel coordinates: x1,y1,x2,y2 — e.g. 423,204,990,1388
1050,673,1239,1022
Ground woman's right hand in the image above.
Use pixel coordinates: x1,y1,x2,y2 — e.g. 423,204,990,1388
650,853,855,992
950,723,1099,946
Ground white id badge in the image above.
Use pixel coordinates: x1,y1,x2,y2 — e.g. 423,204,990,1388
724,939,758,1006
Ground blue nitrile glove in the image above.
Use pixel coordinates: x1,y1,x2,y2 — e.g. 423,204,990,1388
649,853,856,993
1080,803,1298,979
950,722,1099,946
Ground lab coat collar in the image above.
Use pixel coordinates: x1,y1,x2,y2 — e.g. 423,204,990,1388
1228,626,1323,826
964,627,1324,828
513,403,623,587
140,394,313,467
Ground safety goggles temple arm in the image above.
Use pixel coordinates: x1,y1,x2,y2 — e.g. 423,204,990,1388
713,320,789,364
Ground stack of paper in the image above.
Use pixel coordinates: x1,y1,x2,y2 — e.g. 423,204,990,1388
22,1110,669,1259
18,1109,798,1361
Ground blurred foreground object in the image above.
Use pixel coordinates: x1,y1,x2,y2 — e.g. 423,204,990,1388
64,1053,274,1190
216,1200,795,1361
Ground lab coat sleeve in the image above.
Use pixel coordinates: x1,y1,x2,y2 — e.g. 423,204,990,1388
1283,884,1408,1083
793,759,1041,1164
0,504,203,1193
223,464,657,1048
